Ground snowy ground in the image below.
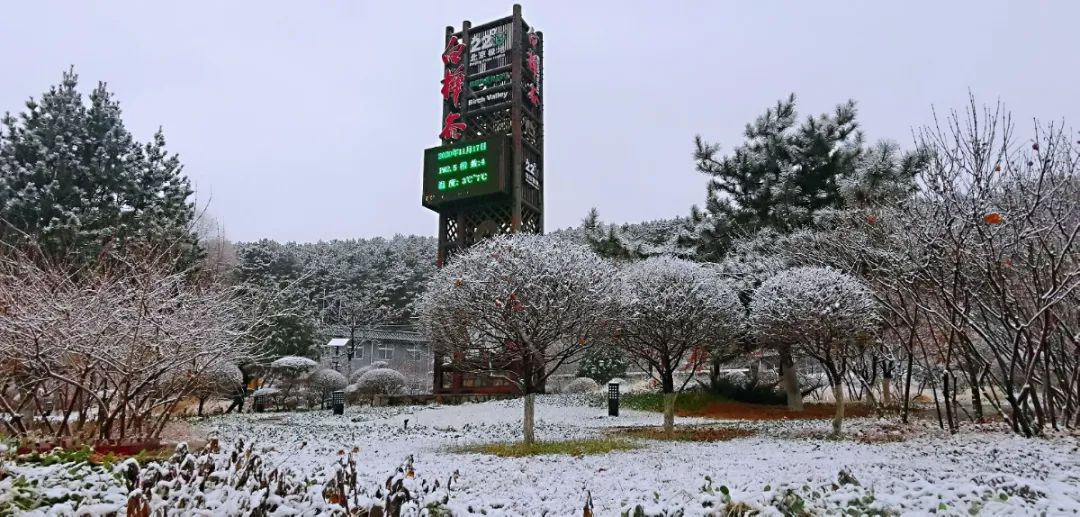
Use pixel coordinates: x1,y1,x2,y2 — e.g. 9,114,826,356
192,396,1079,516
4,395,1078,515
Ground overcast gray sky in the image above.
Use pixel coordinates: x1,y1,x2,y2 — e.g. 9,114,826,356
2,1,1077,242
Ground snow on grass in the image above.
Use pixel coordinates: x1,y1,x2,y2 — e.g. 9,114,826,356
3,395,1076,515
0,462,126,516
188,395,1080,515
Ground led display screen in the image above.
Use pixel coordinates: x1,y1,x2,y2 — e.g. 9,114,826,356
422,136,509,208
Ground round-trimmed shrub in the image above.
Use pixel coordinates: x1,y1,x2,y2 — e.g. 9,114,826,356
563,377,600,394
251,387,281,398
354,368,406,395
270,356,318,378
309,368,348,394
349,361,391,383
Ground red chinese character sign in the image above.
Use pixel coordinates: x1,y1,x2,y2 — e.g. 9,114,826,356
524,30,541,109
440,36,467,142
442,66,465,107
443,36,465,65
526,84,540,107
440,112,466,141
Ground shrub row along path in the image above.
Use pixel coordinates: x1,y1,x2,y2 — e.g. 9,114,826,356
188,395,1079,515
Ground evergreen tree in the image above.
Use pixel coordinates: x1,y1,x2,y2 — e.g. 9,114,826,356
840,140,929,209
234,239,318,358
689,94,862,260
0,69,199,266
577,208,692,261
576,345,628,385
231,235,438,359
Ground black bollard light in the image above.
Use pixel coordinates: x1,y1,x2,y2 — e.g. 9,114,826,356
608,381,620,417
332,390,345,415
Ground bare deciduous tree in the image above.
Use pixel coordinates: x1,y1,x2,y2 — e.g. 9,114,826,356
0,246,263,442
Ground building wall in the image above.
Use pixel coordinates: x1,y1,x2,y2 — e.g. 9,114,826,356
320,340,433,393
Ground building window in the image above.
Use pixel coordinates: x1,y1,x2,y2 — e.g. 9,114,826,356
407,348,423,361
376,345,393,361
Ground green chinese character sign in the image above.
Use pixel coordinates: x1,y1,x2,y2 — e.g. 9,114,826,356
422,136,509,208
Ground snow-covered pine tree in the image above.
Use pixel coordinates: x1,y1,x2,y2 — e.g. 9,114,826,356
234,240,319,358
689,94,863,259
0,69,199,267
576,345,627,385
575,207,693,261
839,140,929,209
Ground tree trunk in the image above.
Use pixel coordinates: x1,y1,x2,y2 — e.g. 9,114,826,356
709,357,722,392
942,371,956,434
662,392,677,437
20,400,35,433
522,393,536,445
902,348,914,423
832,383,845,437
198,397,206,417
780,349,803,411
882,376,892,406
970,381,983,421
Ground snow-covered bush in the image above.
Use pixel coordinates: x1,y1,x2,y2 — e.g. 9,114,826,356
251,387,280,397
269,356,318,378
266,356,318,406
309,369,348,395
354,368,406,395
190,361,244,416
349,361,389,383
562,377,600,394
0,248,262,441
708,370,786,405
251,387,281,402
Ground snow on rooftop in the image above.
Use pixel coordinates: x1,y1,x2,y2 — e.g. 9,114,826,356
324,338,351,347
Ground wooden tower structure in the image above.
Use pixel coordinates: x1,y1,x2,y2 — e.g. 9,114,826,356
421,5,544,393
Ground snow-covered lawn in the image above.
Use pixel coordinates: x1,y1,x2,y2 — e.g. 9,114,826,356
3,395,1078,515
190,396,1079,516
